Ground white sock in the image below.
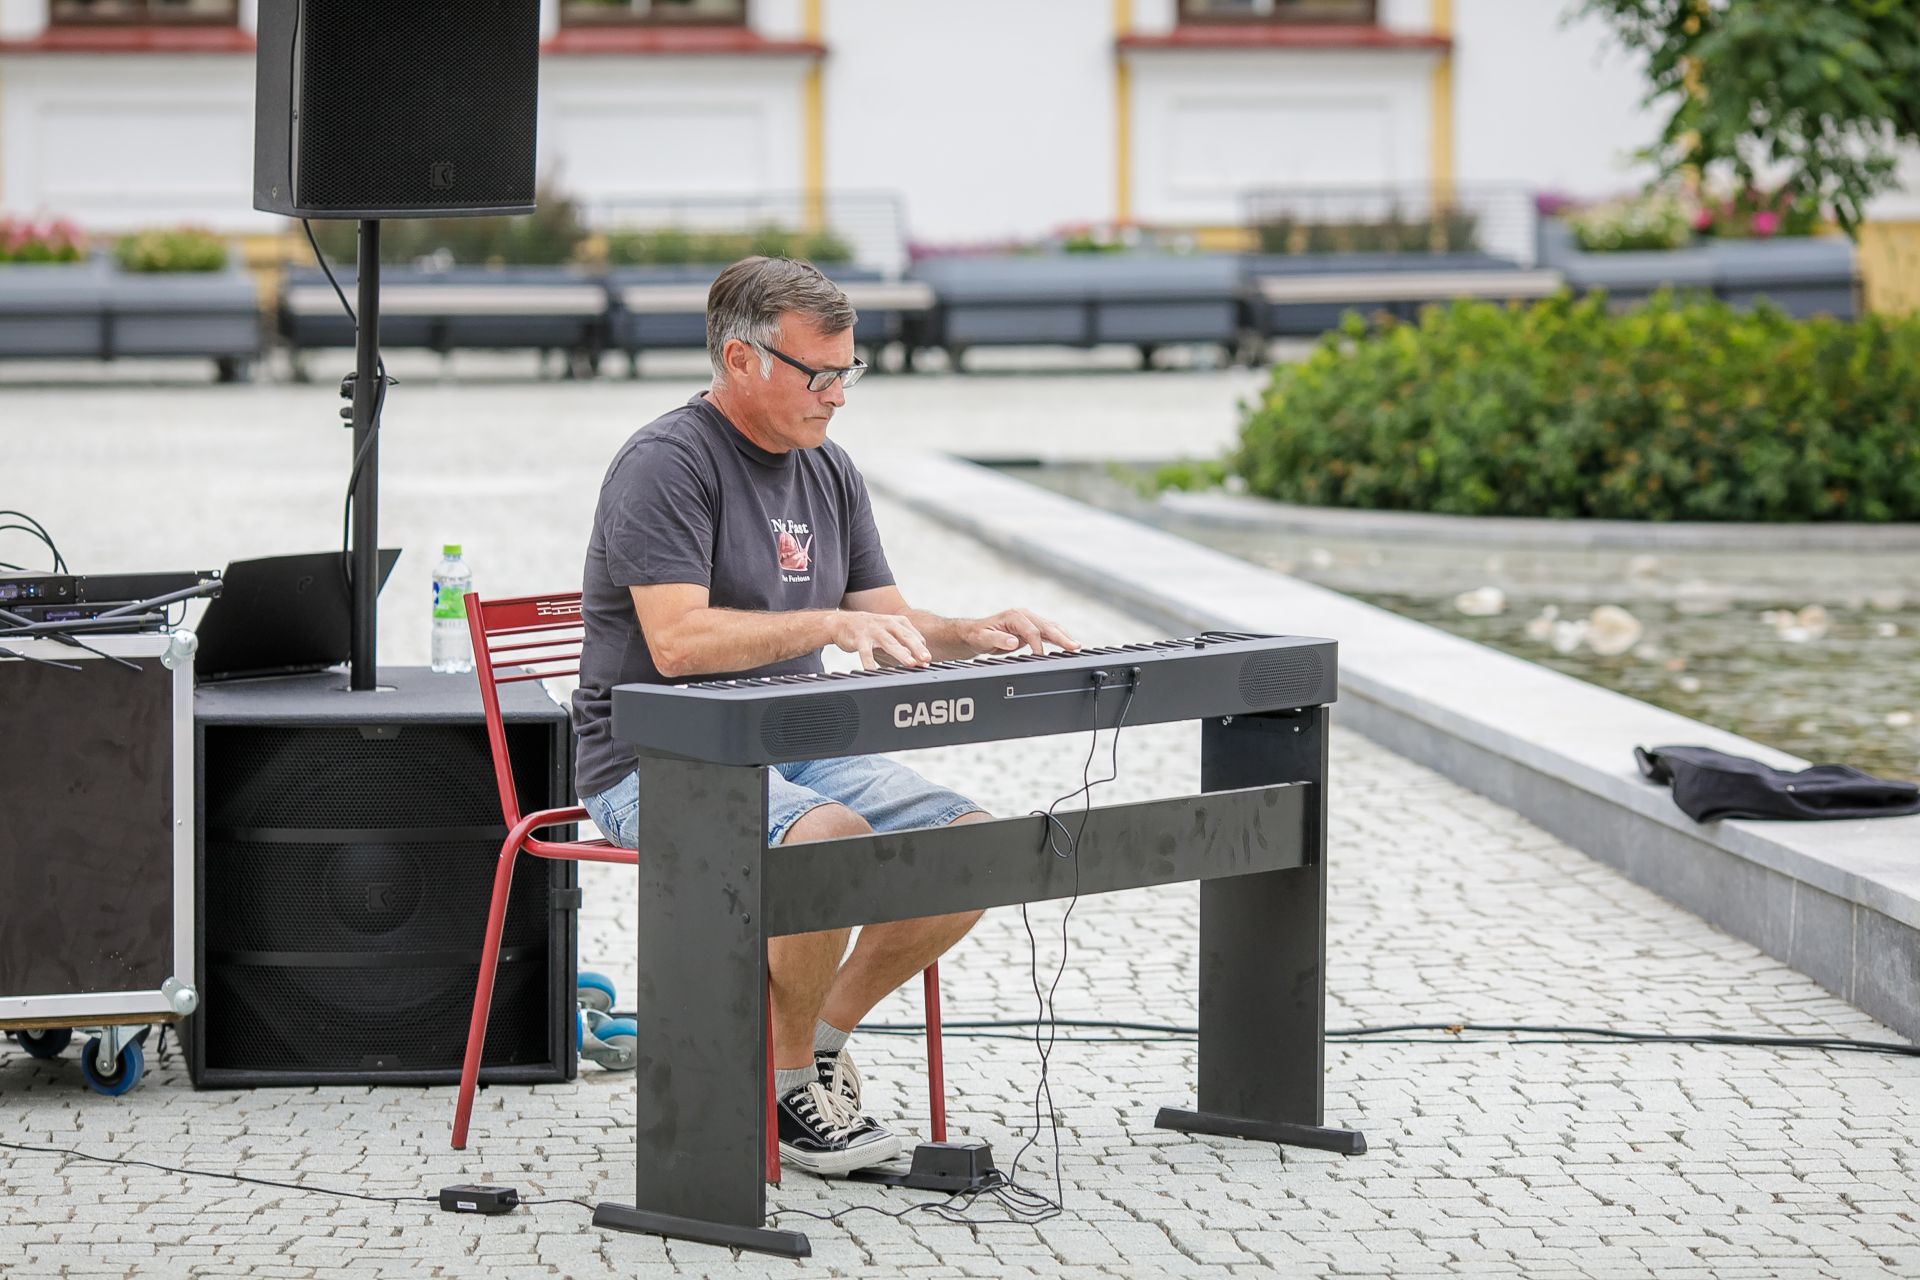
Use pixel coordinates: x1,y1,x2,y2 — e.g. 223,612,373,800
814,1019,850,1056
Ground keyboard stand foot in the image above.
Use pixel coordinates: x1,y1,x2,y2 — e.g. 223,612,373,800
1155,1107,1366,1155
593,1202,811,1258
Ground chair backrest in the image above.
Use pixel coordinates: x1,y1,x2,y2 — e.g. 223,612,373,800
467,590,584,828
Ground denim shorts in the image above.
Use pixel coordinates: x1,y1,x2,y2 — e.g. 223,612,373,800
582,754,985,849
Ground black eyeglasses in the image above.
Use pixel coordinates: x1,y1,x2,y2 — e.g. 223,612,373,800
755,341,868,393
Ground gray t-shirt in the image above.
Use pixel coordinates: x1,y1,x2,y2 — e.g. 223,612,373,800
572,393,894,799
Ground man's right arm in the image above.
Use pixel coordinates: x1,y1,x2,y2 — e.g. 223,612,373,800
631,584,933,678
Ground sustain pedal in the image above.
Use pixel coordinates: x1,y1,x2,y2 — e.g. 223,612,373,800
842,1140,1001,1193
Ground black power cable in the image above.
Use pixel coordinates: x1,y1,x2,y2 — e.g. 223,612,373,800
300,217,392,598
998,668,1139,1221
849,1018,1920,1057
0,1139,442,1207
0,511,67,572
6,1015,1913,1222
0,1133,593,1214
8,666,1913,1228
772,665,1142,1230
0,513,160,669
10,1015,1913,1232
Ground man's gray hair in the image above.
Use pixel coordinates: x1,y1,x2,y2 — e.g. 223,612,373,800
706,256,857,384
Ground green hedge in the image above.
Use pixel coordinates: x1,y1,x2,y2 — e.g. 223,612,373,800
1226,292,1920,522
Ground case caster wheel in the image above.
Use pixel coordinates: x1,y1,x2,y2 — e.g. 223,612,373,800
81,1037,145,1096
576,971,616,1014
17,1027,73,1059
578,1009,637,1072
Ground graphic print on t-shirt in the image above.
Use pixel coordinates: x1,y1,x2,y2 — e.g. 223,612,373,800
772,516,813,582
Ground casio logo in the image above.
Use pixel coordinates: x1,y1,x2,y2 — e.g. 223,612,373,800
894,697,975,729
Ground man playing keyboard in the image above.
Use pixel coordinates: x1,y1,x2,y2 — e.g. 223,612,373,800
572,256,1079,1176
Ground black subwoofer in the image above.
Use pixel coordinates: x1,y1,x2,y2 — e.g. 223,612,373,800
189,668,576,1088
253,0,541,219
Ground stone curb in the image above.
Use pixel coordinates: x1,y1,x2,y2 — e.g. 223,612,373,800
864,451,1920,1044
1158,488,1920,552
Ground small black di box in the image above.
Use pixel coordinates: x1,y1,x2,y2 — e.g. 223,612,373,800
439,1184,520,1215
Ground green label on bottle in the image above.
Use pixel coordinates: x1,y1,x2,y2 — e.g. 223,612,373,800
433,582,468,620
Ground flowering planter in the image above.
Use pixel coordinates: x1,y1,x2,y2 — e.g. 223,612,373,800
279,266,609,378
607,263,925,375
279,262,929,377
1537,219,1855,319
906,253,1243,369
1240,251,1555,337
0,258,261,381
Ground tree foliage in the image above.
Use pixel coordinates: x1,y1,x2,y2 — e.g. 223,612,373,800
1581,0,1920,236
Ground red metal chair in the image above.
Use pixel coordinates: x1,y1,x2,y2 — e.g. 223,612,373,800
450,589,949,1176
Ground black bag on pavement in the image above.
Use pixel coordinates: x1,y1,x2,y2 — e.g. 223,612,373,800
1635,744,1920,823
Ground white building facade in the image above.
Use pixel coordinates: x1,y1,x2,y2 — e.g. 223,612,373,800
0,0,1899,248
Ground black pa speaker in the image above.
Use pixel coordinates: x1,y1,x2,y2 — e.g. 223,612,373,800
188,668,577,1088
253,0,541,219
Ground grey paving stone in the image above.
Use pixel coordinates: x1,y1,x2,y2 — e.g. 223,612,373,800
8,372,1920,1279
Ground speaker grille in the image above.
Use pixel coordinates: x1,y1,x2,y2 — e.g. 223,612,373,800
205,723,506,827
1237,648,1326,711
761,695,860,758
204,842,548,954
203,961,546,1073
296,0,539,213
200,720,564,1078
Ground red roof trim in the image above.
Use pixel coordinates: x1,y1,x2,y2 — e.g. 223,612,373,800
1119,24,1450,52
543,26,824,56
0,25,254,54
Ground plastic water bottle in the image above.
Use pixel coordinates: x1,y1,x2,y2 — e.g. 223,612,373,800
430,544,474,674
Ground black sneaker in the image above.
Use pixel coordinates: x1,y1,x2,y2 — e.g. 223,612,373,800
777,1078,899,1177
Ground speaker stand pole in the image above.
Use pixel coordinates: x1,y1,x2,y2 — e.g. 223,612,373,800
349,218,381,692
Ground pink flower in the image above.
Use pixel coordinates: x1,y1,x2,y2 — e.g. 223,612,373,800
1751,210,1780,236
1692,210,1713,231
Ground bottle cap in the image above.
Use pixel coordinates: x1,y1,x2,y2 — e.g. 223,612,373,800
443,544,462,557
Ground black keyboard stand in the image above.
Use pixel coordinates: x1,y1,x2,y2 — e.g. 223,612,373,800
595,704,1364,1259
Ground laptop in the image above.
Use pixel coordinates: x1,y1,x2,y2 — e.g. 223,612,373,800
194,550,400,682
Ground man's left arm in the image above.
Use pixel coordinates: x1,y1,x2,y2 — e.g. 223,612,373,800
842,585,1079,663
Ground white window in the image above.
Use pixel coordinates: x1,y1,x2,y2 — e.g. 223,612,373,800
1179,0,1377,22
560,0,748,25
50,0,237,23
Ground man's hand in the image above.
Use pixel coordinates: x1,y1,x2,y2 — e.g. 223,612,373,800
829,610,933,671
961,608,1079,658
837,586,1080,664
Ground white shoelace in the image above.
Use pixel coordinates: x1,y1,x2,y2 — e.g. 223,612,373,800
794,1079,862,1143
822,1049,863,1110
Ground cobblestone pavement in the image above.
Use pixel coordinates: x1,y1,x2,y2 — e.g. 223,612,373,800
5,368,1919,1277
